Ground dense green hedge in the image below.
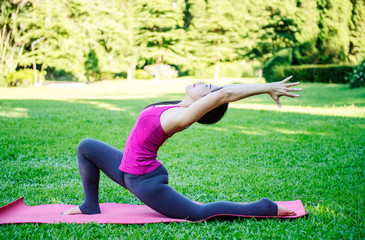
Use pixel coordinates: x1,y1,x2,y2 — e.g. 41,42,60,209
283,65,355,83
262,48,292,82
263,47,356,84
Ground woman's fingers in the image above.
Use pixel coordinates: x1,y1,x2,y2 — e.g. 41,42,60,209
281,75,293,83
286,87,302,92
270,76,301,107
270,95,282,108
285,82,301,87
286,92,300,98
275,98,281,108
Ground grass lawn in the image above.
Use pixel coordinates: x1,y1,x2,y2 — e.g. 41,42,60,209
0,79,364,239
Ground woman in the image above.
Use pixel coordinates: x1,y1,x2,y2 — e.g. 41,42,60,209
63,76,302,220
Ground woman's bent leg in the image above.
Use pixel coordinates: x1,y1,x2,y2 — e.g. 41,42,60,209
77,138,126,214
125,165,277,221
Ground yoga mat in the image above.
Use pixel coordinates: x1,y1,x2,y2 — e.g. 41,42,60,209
0,197,307,224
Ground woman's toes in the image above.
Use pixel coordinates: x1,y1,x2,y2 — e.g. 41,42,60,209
62,206,82,215
277,204,296,216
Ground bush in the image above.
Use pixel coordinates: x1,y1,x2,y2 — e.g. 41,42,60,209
5,69,39,87
220,61,242,78
144,64,178,79
346,60,365,88
263,48,292,82
135,69,152,80
181,62,213,79
84,49,101,81
242,61,263,77
0,71,6,87
98,72,114,80
220,61,263,78
46,67,76,81
283,64,355,83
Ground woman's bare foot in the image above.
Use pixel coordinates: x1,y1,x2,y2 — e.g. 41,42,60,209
277,204,296,216
62,206,82,215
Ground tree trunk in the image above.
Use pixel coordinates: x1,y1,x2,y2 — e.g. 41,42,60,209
31,37,45,87
155,70,160,83
155,56,162,83
39,63,45,86
32,44,38,87
127,64,135,81
214,61,220,85
127,66,132,81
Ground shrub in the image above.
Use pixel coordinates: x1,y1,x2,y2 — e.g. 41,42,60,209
180,62,213,79
5,69,39,87
0,71,6,87
220,61,243,78
220,61,263,78
84,49,101,81
283,64,355,83
99,72,114,80
144,64,178,79
243,61,263,78
346,60,365,88
45,67,76,81
263,48,292,82
135,69,152,80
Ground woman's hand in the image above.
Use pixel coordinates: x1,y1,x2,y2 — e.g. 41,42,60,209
268,76,302,108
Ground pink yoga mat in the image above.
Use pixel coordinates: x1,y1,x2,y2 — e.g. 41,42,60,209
0,197,308,224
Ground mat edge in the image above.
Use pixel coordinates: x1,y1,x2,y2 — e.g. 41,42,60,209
0,197,24,210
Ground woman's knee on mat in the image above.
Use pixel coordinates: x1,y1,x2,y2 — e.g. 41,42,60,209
77,138,97,155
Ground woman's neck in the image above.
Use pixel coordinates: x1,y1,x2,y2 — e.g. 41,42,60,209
178,97,195,108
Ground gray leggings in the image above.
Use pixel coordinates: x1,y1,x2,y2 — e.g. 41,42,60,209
77,138,278,221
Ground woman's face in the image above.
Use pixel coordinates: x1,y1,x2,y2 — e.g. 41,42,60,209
185,82,219,100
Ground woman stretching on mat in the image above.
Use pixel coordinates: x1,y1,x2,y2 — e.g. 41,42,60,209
63,76,302,220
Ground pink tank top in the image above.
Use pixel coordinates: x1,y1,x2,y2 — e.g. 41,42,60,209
119,105,179,175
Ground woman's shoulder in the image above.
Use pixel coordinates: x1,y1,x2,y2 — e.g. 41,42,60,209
142,104,182,116
152,104,180,108
159,106,187,136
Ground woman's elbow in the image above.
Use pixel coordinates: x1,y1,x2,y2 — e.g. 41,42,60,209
218,88,231,103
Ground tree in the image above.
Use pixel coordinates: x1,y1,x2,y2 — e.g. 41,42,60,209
292,0,320,65
74,0,139,80
348,0,365,64
316,0,353,64
135,0,186,82
17,0,89,83
189,0,244,83
0,0,27,76
248,0,298,63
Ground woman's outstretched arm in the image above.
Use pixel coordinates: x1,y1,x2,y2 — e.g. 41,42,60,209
164,76,302,131
177,76,302,127
221,76,302,108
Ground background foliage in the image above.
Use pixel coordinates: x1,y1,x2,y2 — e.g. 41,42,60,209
1,0,365,84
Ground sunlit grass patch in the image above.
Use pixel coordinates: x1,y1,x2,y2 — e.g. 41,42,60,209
0,106,29,118
68,100,128,112
231,103,365,118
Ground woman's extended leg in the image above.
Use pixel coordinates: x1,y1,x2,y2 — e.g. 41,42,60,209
63,138,126,215
125,165,290,221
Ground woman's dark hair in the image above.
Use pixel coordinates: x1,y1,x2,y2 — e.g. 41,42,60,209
197,102,228,124
145,101,181,109
145,87,228,125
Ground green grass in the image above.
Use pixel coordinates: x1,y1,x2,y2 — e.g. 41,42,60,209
1,79,364,239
